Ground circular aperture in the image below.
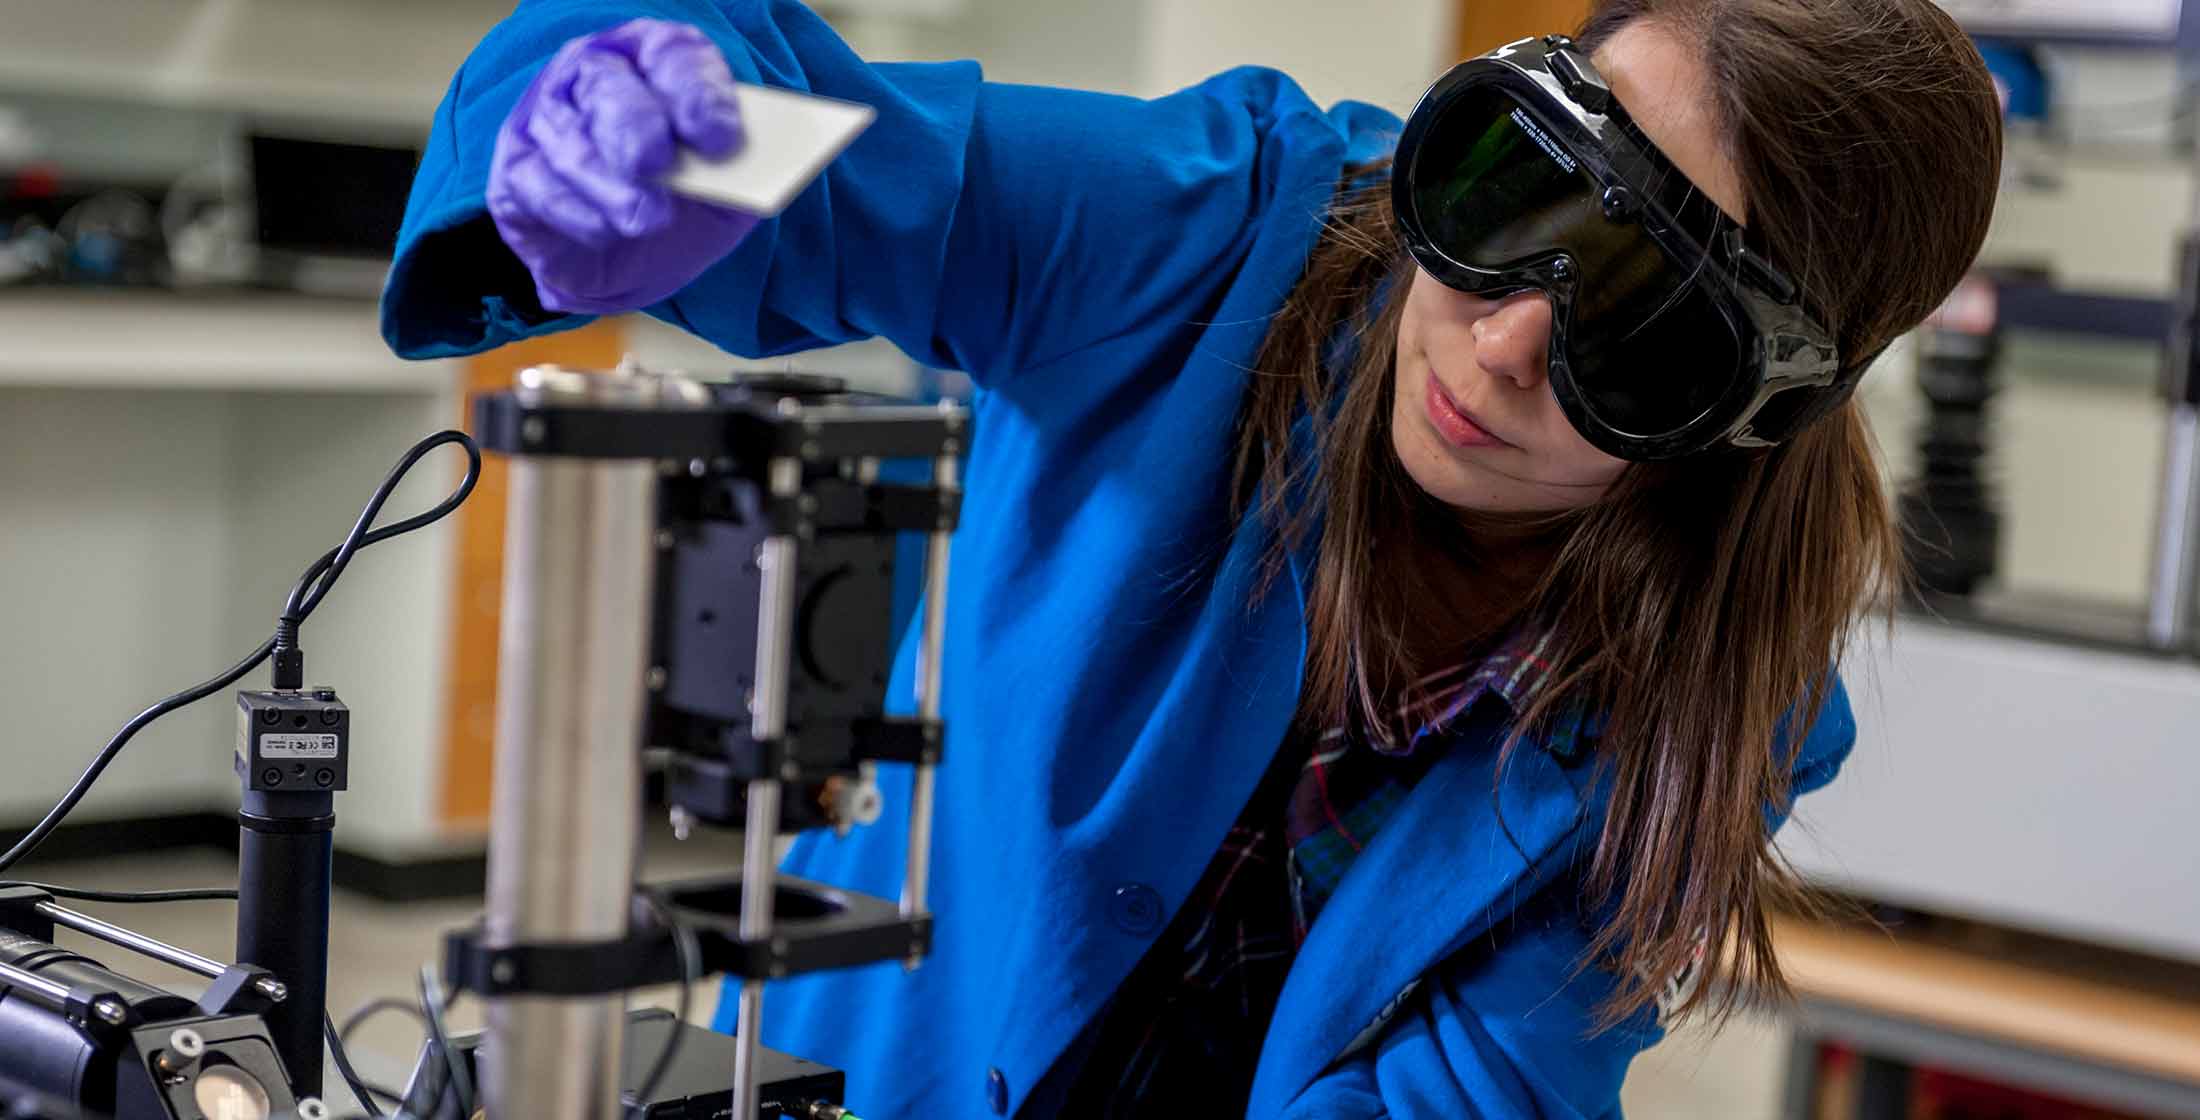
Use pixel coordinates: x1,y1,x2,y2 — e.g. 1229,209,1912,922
192,1065,274,1120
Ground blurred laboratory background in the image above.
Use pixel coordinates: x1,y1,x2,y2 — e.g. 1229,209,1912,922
3,0,2199,1118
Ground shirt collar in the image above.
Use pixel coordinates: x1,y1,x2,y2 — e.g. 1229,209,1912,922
1381,625,1597,764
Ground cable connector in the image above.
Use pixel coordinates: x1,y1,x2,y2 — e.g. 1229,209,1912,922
271,617,305,692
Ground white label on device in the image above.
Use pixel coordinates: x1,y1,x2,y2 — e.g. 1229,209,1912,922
663,83,877,216
262,733,340,760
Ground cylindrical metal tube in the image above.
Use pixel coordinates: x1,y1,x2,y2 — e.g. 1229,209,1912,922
41,902,226,980
731,779,783,1120
2145,404,2200,649
234,799,334,1098
902,453,957,922
481,371,670,1120
732,454,804,1120
0,958,74,1008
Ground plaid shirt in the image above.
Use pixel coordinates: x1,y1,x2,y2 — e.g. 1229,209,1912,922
1061,627,1578,1116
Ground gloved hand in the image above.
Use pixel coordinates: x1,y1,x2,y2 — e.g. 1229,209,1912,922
488,19,760,316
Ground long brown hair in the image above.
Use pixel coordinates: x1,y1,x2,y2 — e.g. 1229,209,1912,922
1235,0,2002,1024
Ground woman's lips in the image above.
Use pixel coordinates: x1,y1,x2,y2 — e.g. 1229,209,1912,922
1423,373,1510,449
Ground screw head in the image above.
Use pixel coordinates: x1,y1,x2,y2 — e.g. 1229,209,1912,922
169,1028,206,1060
315,768,336,788
1549,256,1574,281
646,666,669,691
258,709,281,726
491,958,517,985
319,708,341,726
1600,185,1636,220
261,768,283,787
92,998,128,1026
521,417,548,445
297,1098,330,1120
255,977,289,1003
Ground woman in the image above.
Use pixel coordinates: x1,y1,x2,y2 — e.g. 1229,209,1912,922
383,0,2001,1114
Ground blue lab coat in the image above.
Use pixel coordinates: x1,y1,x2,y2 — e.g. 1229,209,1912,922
381,1,1859,1115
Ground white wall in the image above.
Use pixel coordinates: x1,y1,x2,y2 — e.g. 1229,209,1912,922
0,384,463,854
0,389,240,822
0,0,507,127
215,390,463,858
1142,0,1452,111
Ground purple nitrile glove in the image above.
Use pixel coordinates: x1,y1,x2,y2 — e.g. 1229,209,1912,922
487,19,761,316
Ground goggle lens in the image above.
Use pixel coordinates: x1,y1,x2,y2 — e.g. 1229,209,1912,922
1408,87,1747,439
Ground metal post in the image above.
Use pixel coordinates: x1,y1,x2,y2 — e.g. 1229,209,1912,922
2147,208,2200,651
0,960,78,1011
2145,402,2200,649
901,453,957,924
480,368,671,1120
235,789,334,1098
40,903,225,979
732,453,805,1120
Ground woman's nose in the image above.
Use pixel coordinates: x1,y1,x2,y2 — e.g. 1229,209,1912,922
1471,292,1555,390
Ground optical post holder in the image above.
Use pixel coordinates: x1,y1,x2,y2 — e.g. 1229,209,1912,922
0,887,315,1120
454,366,964,1119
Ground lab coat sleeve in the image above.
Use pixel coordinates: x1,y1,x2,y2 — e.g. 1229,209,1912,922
1274,684,1860,1120
382,0,1330,389
1276,891,1662,1120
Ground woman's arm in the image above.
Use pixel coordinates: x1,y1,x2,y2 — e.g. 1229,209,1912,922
382,0,1347,390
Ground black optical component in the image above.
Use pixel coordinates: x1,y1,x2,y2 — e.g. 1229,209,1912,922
1393,34,1844,460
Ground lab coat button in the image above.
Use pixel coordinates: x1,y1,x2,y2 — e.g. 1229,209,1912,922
985,1068,1009,1114
1109,883,1164,935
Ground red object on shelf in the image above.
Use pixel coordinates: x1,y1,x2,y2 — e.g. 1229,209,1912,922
7,162,62,201
1915,1067,2144,1120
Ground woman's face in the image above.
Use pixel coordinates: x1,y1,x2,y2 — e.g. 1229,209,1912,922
1391,20,1750,514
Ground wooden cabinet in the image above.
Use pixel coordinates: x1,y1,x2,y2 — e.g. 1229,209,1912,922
1456,0,1595,57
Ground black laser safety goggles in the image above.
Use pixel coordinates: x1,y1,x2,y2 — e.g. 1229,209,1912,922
1393,34,1845,461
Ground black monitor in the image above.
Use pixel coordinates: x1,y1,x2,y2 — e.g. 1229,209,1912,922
248,132,420,259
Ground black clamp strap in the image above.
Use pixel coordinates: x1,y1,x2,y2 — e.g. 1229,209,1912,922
472,397,728,460
444,925,682,999
765,482,963,536
445,877,941,996
854,718,944,766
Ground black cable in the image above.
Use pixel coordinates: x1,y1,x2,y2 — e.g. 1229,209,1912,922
0,880,238,904
633,893,702,1107
272,431,481,690
0,431,480,875
418,965,473,1119
0,638,276,876
339,997,430,1054
326,1011,395,1119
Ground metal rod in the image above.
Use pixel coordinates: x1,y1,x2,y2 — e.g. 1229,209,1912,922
2145,403,2200,649
480,371,664,1120
902,453,957,923
732,780,782,1120
0,959,75,1008
40,901,224,979
733,455,804,1120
